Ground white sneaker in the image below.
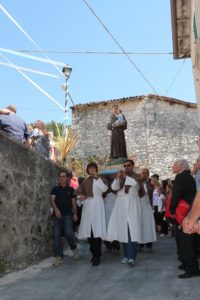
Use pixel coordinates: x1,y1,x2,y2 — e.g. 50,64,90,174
52,256,64,267
128,259,135,267
159,234,165,237
73,248,80,260
121,257,128,264
63,248,73,257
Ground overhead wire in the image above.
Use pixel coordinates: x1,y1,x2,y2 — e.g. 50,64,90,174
0,4,64,77
0,3,191,113
82,0,192,107
0,4,75,110
0,61,60,78
82,0,159,95
0,52,65,111
164,59,186,96
0,48,66,67
9,49,173,55
18,107,63,112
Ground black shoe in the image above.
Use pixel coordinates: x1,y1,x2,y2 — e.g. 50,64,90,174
90,256,94,263
178,264,186,270
92,256,100,266
178,271,200,279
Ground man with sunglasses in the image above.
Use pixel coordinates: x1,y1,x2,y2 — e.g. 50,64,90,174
50,170,79,266
107,159,143,266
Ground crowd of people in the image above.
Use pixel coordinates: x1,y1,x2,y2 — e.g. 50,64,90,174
0,105,56,160
50,158,200,279
2,104,200,279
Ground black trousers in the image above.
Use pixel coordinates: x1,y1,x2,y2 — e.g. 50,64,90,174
88,230,102,258
104,240,120,250
175,225,199,273
139,242,152,249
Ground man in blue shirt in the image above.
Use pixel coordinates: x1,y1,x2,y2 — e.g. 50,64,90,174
50,170,79,266
0,105,30,144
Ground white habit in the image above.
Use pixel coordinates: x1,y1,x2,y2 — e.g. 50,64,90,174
104,192,117,229
107,176,142,243
78,178,108,240
140,183,157,243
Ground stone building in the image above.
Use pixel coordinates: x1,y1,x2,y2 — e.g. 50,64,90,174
71,94,199,178
171,0,200,121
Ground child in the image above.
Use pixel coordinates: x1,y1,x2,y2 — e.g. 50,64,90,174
112,109,126,129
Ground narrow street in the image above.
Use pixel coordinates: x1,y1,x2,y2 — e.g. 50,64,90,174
0,236,199,300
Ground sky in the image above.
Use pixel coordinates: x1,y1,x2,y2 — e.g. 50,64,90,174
0,0,196,124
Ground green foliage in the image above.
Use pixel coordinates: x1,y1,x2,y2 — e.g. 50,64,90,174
0,260,8,274
46,121,65,137
67,158,85,177
66,156,108,177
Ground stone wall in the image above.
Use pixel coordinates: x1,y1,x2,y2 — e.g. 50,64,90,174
71,95,200,178
0,132,63,272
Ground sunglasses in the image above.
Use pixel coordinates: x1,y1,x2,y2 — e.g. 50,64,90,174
123,164,132,168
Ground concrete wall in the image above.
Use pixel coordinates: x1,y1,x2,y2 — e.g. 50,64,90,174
71,95,199,178
0,132,63,272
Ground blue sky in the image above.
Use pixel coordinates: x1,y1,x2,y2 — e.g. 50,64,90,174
0,0,196,124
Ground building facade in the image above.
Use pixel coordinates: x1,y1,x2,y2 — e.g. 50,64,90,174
71,94,199,178
171,0,200,122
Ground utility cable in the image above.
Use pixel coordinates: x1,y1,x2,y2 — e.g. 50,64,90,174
0,61,60,78
0,48,65,67
0,53,65,111
83,0,159,94
0,4,75,109
0,4,64,77
10,49,173,55
164,59,186,96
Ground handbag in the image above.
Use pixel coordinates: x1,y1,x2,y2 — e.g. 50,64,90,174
165,193,190,225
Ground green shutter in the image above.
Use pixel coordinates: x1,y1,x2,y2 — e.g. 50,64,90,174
194,13,199,41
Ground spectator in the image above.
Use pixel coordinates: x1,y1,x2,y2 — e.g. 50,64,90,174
70,172,79,189
151,174,160,232
50,170,79,266
156,183,168,236
170,159,200,278
48,131,57,161
0,105,30,145
73,176,85,239
183,156,200,234
30,120,50,158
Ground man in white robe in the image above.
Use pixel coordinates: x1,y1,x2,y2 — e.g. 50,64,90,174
139,168,157,252
107,159,142,266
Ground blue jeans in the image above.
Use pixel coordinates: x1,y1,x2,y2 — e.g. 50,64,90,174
122,226,137,260
53,215,76,257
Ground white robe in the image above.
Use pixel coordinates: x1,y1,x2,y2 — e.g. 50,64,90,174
78,177,108,239
140,183,157,244
104,192,117,228
107,176,142,243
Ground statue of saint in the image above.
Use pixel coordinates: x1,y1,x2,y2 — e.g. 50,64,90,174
107,104,127,160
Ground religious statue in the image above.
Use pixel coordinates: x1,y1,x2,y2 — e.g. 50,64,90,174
107,104,127,160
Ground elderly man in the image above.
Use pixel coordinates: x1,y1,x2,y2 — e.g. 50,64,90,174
0,105,30,145
183,157,200,234
170,159,200,278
